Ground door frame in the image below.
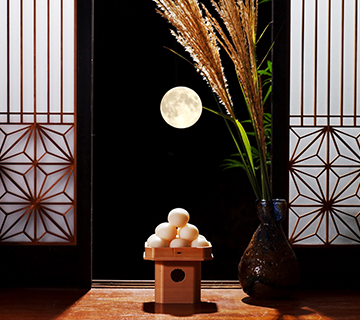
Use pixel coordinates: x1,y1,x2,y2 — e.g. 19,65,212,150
0,0,93,289
272,0,360,289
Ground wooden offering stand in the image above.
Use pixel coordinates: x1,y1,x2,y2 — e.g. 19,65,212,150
143,246,213,304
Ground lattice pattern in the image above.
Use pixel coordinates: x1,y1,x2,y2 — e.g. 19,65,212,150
289,126,360,245
0,0,76,244
289,0,360,245
0,124,75,243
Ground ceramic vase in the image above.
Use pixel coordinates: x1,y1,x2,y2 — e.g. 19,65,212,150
238,199,301,300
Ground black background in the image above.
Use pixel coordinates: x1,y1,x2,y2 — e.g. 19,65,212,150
92,0,272,280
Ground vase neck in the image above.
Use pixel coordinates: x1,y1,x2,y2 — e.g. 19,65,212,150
255,199,287,224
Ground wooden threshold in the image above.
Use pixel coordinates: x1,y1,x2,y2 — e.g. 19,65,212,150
92,279,241,289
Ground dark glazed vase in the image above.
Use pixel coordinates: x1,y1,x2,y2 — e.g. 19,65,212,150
238,199,300,300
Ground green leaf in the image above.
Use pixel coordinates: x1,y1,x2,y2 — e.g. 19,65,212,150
261,78,272,86
251,146,259,156
264,113,271,120
263,85,272,105
202,106,233,121
258,70,271,77
267,60,272,72
221,158,246,171
235,119,255,174
256,21,273,45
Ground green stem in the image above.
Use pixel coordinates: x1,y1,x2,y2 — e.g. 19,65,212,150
237,70,272,200
203,105,262,199
202,106,233,121
225,119,261,199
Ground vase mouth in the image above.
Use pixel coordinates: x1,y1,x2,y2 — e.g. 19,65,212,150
256,199,286,203
255,199,287,223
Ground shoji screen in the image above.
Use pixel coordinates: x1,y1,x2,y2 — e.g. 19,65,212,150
0,0,76,244
288,0,360,245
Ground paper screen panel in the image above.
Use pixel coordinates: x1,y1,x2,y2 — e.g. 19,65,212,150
289,0,360,245
0,0,76,244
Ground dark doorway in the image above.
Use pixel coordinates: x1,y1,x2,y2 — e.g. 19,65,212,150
92,1,272,280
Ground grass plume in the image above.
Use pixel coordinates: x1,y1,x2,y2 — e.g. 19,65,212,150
153,0,271,200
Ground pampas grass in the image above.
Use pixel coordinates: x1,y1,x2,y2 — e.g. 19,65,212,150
153,0,271,200
154,0,233,116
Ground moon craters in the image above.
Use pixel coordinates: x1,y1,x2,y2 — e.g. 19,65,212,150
160,87,202,128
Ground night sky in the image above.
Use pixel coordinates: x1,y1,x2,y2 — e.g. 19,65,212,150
92,0,272,280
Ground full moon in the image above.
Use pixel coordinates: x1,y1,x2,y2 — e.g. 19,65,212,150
160,86,202,128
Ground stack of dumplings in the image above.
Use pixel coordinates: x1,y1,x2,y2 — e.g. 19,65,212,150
146,208,211,248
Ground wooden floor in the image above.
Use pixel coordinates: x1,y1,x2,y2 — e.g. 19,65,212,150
1,288,360,319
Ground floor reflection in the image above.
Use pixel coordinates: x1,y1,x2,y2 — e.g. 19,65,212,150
143,301,218,316
242,296,322,320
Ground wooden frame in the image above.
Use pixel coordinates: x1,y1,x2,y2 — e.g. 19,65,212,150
0,0,93,289
272,0,360,289
0,0,77,244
